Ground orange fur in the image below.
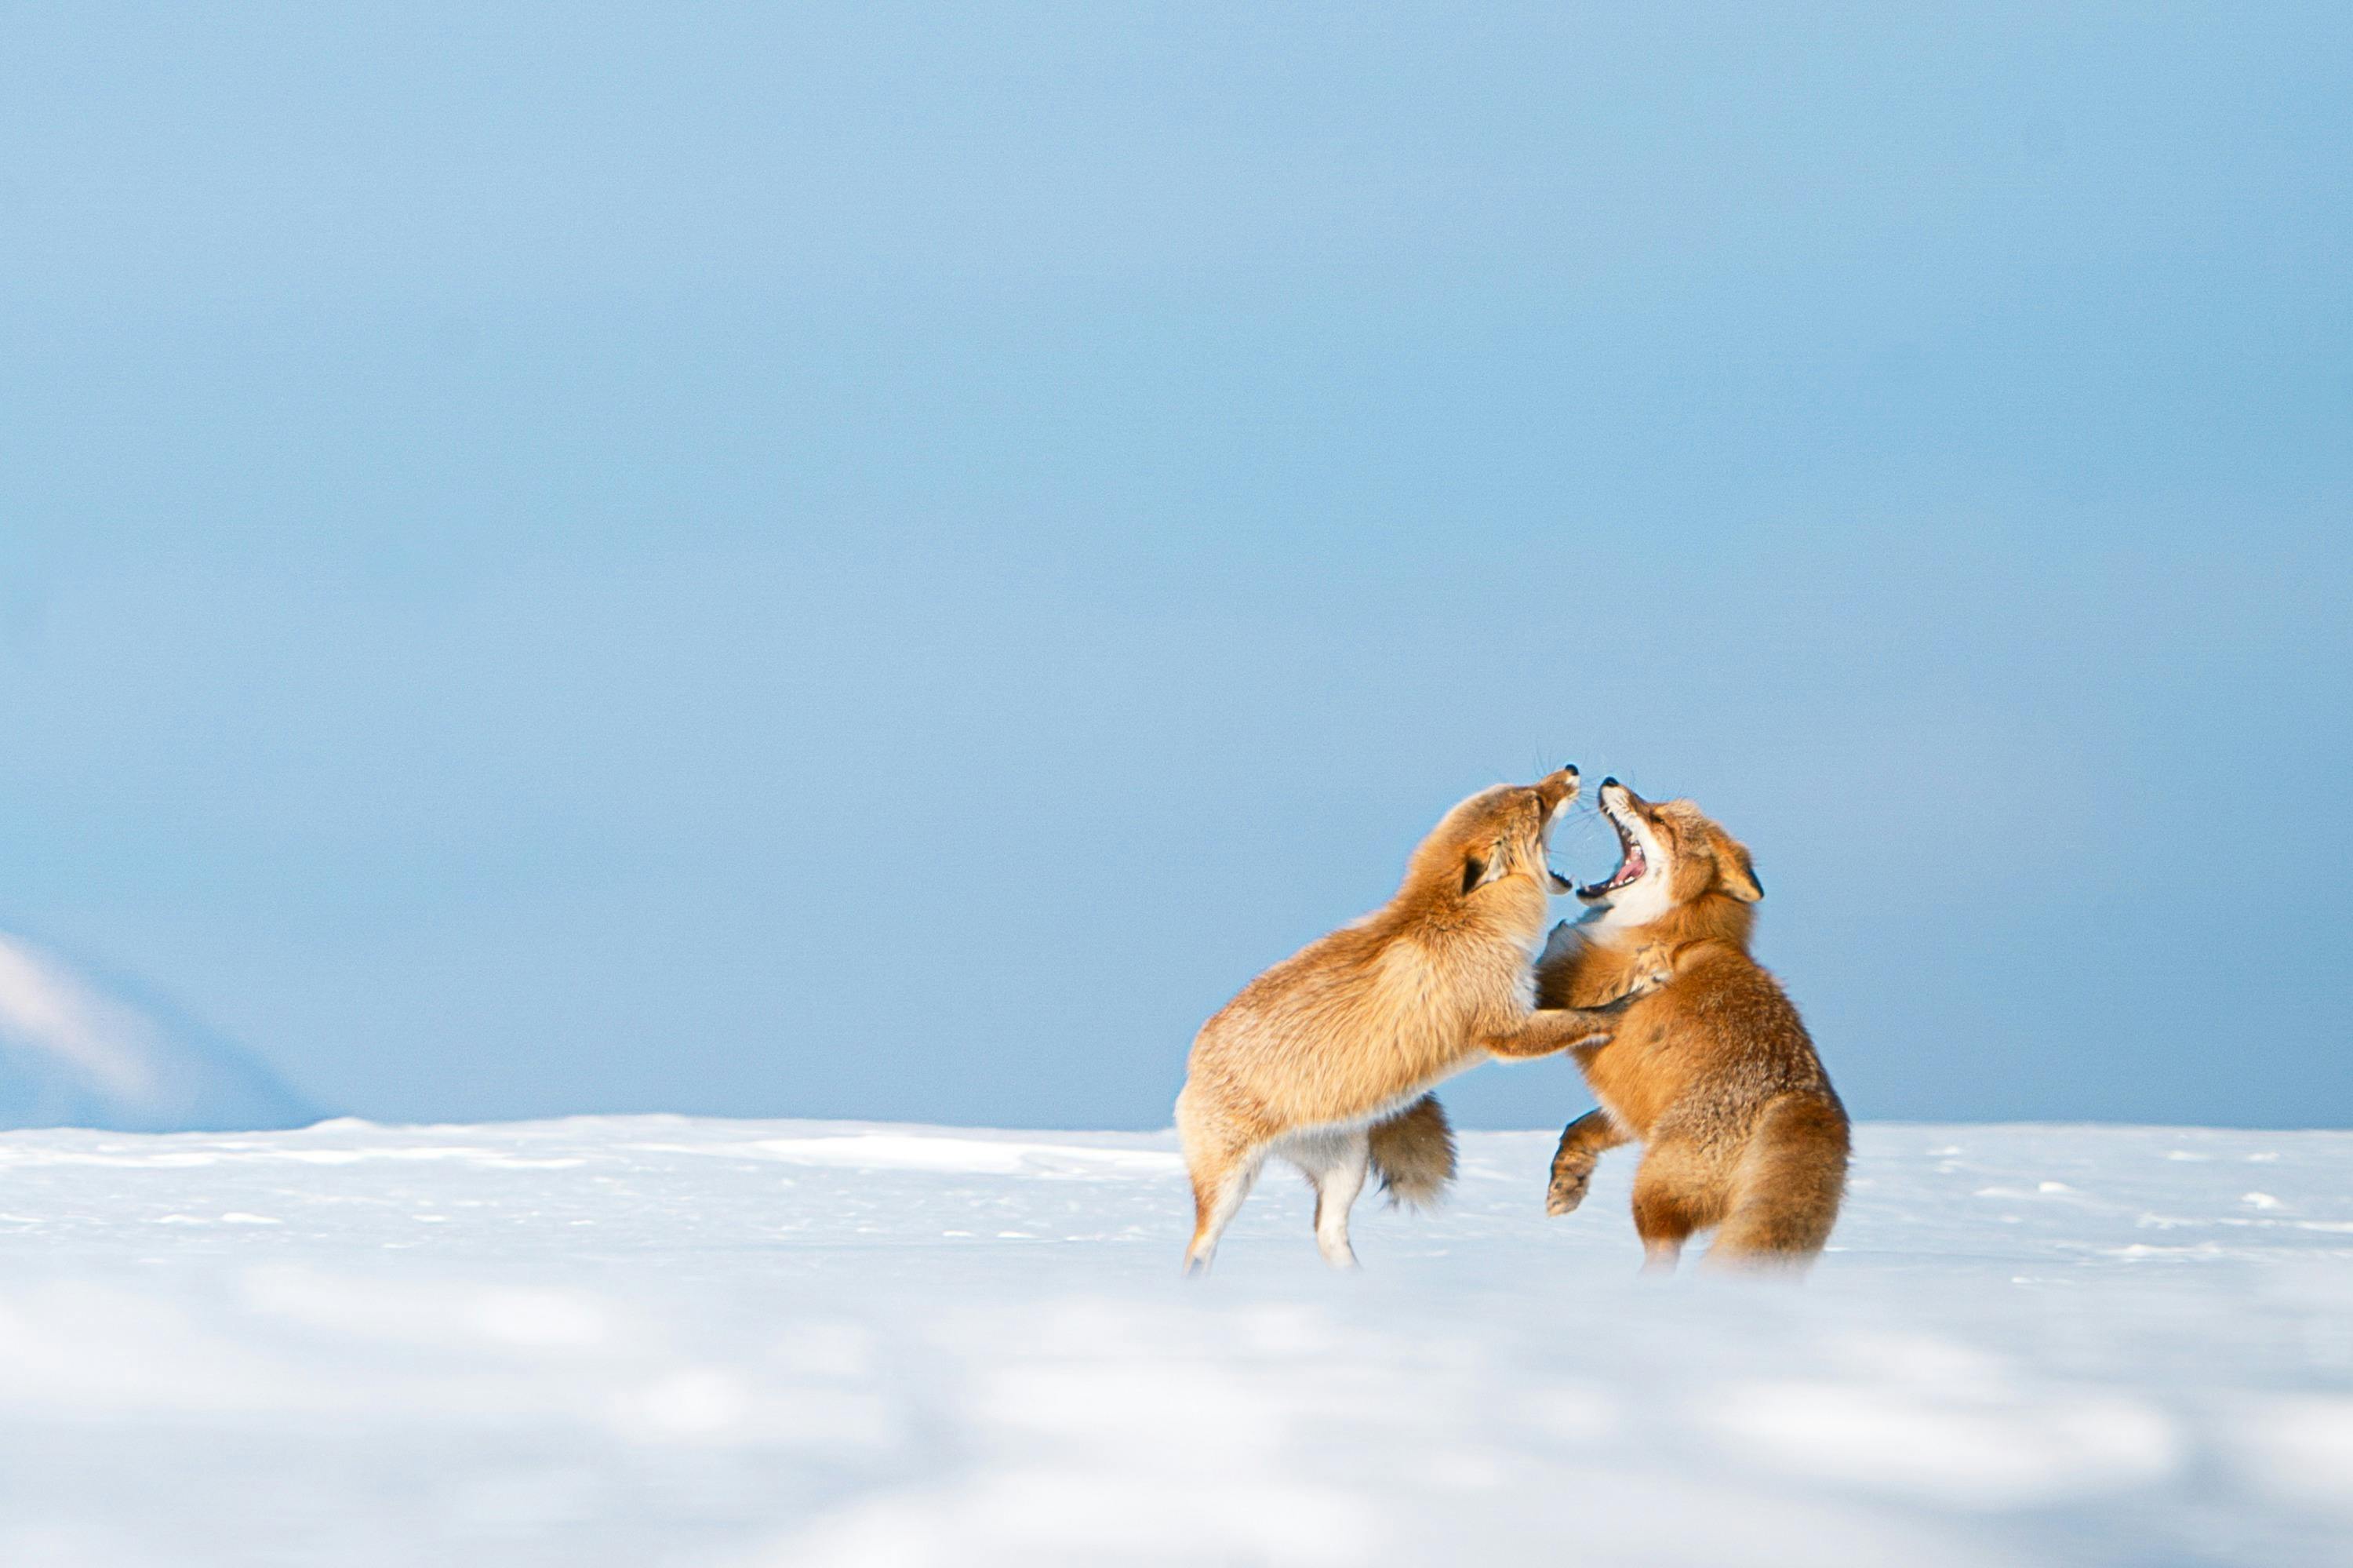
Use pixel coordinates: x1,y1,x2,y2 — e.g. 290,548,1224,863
1176,768,1637,1272
1537,781,1848,1274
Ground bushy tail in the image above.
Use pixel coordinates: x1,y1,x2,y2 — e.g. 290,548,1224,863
1707,1094,1849,1269
1368,1093,1456,1209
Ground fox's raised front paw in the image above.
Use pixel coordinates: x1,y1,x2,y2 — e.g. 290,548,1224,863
1546,1159,1595,1217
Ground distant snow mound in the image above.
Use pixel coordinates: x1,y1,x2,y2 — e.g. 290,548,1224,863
0,933,316,1132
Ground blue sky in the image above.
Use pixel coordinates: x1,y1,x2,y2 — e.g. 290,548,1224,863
2,2,2348,1129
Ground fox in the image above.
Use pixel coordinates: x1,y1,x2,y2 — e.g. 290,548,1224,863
1535,778,1848,1273
1176,766,1646,1273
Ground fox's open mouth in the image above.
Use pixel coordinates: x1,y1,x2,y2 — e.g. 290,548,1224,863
1577,811,1647,900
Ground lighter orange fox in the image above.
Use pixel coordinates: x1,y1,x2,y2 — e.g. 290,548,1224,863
1537,779,1848,1272
1176,767,1642,1273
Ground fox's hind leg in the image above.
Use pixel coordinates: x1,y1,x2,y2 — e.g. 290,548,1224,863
1289,1128,1371,1269
1182,1141,1264,1277
1703,1095,1849,1275
1628,1137,1718,1275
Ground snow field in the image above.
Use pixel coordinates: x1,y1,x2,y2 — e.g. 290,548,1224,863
0,1117,2346,1566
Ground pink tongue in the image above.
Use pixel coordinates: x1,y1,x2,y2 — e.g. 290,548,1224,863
1617,848,1646,884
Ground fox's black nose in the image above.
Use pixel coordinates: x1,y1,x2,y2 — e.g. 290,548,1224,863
1601,776,1620,789
1562,762,1578,777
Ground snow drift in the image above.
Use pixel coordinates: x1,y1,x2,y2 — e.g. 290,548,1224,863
0,933,315,1132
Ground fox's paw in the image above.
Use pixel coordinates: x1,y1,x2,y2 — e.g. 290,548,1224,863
1546,1159,1595,1217
1621,961,1672,1000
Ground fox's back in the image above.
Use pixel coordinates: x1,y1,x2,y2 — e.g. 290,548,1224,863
1184,917,1526,1133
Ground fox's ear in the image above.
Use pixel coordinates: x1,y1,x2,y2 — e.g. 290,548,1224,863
1713,831,1763,902
1460,839,1507,897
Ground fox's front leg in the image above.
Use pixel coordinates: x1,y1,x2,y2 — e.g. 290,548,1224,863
1547,1108,1631,1217
1537,923,1675,1010
1481,998,1637,1060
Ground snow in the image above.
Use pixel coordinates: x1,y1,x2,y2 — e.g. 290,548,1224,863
0,933,315,1133
0,1117,2346,1566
